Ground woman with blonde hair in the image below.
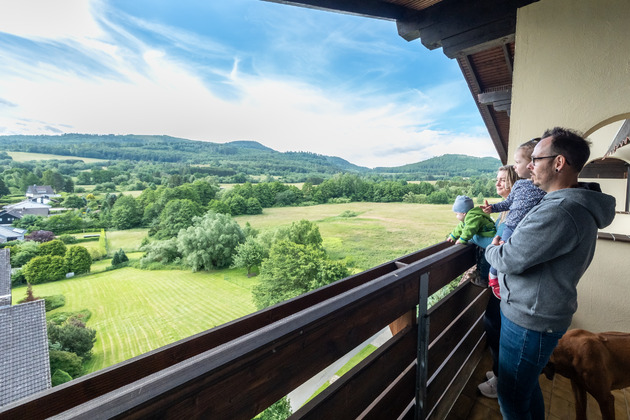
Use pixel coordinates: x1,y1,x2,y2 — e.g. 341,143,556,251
477,164,518,398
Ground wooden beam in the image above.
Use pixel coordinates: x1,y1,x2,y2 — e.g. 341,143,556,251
262,0,406,21
396,0,538,47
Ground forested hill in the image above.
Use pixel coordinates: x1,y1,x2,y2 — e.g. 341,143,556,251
375,154,501,178
0,134,366,176
0,134,500,179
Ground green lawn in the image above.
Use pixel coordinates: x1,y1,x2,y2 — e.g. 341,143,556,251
12,267,258,373
71,229,149,255
10,203,464,376
236,202,455,271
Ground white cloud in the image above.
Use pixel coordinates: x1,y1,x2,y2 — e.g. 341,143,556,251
0,0,104,40
0,1,495,168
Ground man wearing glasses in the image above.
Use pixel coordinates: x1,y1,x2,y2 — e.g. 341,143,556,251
484,127,616,419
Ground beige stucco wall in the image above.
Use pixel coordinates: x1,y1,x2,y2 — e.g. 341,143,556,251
509,0,630,332
511,0,630,151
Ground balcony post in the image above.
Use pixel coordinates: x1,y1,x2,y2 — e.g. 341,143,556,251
415,272,430,420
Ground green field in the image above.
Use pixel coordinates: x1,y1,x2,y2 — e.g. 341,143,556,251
71,229,149,255
6,151,107,164
11,202,457,376
236,202,455,271
12,267,258,372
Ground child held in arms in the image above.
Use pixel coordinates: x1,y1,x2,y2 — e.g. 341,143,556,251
480,138,546,299
447,195,496,248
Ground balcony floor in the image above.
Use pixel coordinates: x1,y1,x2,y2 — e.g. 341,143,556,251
449,352,630,420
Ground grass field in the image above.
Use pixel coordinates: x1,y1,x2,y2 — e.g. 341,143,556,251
11,202,459,376
71,229,149,255
236,202,455,271
6,151,107,164
11,267,258,372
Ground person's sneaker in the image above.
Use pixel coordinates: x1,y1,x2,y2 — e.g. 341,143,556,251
478,375,498,398
488,276,501,299
486,370,495,380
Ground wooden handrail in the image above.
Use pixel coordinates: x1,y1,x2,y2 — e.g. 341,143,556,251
1,242,483,420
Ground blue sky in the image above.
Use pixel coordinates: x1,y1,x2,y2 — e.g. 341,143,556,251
0,0,497,168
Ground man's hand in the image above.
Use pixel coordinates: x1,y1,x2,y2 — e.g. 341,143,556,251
480,200,492,214
491,235,504,246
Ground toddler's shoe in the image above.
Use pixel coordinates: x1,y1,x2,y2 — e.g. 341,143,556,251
488,276,501,300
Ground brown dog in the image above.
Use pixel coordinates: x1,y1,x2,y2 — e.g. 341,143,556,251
544,329,630,420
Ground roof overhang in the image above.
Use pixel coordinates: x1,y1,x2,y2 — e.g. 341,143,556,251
263,0,540,163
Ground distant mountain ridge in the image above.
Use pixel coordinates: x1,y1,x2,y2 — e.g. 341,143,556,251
375,154,501,178
0,134,500,179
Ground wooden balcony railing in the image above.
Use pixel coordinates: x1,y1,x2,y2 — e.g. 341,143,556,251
0,242,489,420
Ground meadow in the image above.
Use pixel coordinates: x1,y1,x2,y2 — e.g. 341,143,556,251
11,202,457,375
6,151,107,164
235,202,455,271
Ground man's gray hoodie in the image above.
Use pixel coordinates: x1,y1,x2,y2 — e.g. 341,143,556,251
484,183,616,332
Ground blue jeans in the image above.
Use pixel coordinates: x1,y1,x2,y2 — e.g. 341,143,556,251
498,311,564,420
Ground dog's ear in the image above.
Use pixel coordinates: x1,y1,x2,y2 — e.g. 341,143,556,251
542,361,555,380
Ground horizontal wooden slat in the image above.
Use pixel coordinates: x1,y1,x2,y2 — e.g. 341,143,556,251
293,325,417,419
360,361,416,420
427,288,489,378
428,281,488,342
426,316,486,413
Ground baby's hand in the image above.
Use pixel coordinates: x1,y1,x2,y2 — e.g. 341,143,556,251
480,200,492,214
491,235,504,246
456,239,467,245
446,237,455,243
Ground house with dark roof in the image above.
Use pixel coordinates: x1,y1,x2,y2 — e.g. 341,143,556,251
0,210,21,226
25,185,58,199
25,185,60,205
3,200,50,218
0,249,51,407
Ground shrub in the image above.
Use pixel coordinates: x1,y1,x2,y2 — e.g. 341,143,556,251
111,249,129,266
39,239,67,257
51,369,73,386
59,234,78,244
10,269,26,286
10,241,40,267
47,321,96,360
47,309,92,325
22,255,68,284
88,248,105,261
65,246,92,274
49,350,83,378
43,295,66,312
25,230,55,243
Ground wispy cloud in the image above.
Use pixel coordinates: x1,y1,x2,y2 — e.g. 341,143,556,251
0,0,495,167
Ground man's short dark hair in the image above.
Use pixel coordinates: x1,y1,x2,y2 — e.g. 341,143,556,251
542,127,591,172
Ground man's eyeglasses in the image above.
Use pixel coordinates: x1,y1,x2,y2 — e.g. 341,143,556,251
530,155,558,166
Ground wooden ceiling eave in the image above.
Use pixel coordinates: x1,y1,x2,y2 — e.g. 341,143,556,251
457,54,508,163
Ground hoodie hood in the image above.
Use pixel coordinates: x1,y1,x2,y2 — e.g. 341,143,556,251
544,182,616,229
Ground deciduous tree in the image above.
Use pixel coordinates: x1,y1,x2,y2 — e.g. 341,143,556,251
252,240,348,309
176,212,244,271
110,195,142,229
